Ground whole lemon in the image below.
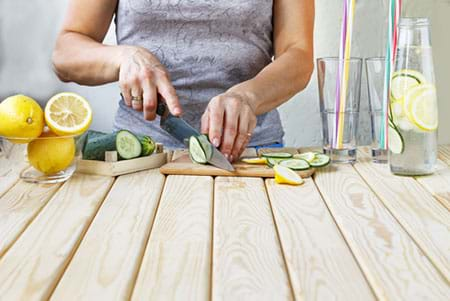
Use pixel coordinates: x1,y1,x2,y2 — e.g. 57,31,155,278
27,131,76,175
0,95,44,143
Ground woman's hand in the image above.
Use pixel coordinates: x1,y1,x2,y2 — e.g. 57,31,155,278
201,92,257,162
119,46,182,120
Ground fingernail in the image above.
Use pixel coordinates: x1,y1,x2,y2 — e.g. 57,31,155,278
213,138,220,147
230,155,234,162
174,108,181,115
224,154,229,160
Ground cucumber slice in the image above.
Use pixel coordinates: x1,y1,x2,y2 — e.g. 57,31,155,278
279,159,310,170
391,70,426,102
261,152,293,159
266,158,287,168
197,134,213,161
293,152,317,163
189,136,207,164
116,130,142,160
309,154,331,168
388,125,404,154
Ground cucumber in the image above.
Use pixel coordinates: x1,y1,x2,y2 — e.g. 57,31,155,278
83,133,117,161
139,135,155,156
309,154,331,168
197,134,213,161
266,157,287,168
189,136,207,164
388,125,404,154
391,70,426,102
279,159,310,171
116,130,142,160
261,152,293,159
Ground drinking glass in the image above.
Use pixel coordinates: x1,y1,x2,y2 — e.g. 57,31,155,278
366,57,388,163
317,57,363,163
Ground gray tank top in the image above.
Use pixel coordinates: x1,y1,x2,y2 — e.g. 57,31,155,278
114,0,284,148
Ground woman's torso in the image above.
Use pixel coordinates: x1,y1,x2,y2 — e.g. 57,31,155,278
114,0,284,147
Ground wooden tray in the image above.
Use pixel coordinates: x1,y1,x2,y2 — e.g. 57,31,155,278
77,152,168,177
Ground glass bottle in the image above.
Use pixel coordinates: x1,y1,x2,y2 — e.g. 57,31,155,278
389,18,438,176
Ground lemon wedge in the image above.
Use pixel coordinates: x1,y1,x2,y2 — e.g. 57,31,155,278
45,92,92,136
241,157,267,164
274,165,304,186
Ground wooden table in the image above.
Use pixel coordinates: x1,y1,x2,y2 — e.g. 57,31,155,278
0,146,449,301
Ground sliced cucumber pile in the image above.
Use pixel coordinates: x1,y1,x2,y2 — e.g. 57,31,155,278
293,152,317,163
266,157,286,168
279,159,310,170
261,152,293,159
388,125,404,154
116,130,142,160
197,134,213,161
189,135,215,164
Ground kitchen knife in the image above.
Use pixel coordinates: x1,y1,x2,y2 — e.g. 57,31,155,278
156,101,235,172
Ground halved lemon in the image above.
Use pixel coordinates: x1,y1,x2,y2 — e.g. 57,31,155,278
409,85,438,131
45,92,92,136
274,165,304,186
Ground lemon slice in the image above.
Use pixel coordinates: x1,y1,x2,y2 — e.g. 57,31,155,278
45,92,92,136
391,69,427,102
241,157,267,164
409,85,438,131
274,165,304,186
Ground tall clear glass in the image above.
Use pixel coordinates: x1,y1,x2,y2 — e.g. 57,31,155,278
389,18,438,176
366,57,388,163
317,58,362,163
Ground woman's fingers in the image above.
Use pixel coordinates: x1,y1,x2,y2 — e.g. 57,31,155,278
208,99,225,148
155,70,182,116
131,77,143,111
220,99,240,161
141,76,157,120
231,107,257,161
201,112,210,134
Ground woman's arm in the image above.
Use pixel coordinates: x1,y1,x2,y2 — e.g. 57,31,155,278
202,0,315,161
53,0,182,119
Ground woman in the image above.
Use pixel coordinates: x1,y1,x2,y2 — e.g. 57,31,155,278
53,0,314,162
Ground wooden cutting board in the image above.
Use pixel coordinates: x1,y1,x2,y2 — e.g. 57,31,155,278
159,148,315,178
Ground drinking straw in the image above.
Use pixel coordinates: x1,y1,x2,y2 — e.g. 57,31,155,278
380,0,402,149
334,0,355,149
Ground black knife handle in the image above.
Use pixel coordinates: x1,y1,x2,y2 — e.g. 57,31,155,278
156,100,168,117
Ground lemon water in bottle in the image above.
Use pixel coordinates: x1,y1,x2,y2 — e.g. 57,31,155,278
388,18,438,176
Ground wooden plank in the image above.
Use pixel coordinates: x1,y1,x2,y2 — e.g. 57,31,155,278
0,181,62,257
439,145,450,165
314,164,450,300
265,178,375,300
415,160,450,211
131,175,213,301
213,177,293,300
51,170,165,301
0,144,28,198
353,154,450,281
0,174,114,301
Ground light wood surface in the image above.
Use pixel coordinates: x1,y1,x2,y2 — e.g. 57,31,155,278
51,170,165,301
213,177,293,301
265,178,375,300
415,160,450,211
131,175,214,301
77,152,167,176
0,174,114,301
314,164,450,300
439,145,450,165
0,181,62,257
160,152,315,178
353,155,450,282
1,146,449,300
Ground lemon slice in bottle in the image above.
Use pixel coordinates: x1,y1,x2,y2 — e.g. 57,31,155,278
391,69,427,102
408,85,438,131
45,92,92,136
274,165,304,186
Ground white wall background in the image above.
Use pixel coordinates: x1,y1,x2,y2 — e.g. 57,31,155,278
1,0,449,146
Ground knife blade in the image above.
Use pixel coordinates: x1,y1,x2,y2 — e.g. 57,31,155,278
156,101,235,171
